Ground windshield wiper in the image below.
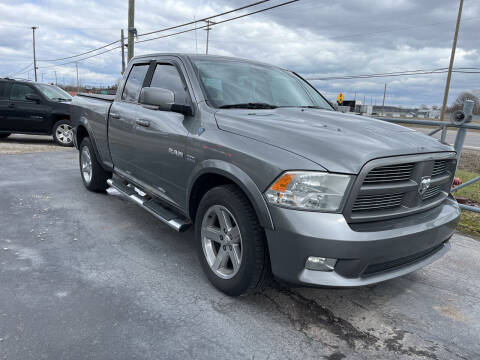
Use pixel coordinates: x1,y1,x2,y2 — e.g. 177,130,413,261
219,102,277,109
53,97,71,101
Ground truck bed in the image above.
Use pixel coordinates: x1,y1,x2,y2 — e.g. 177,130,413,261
71,93,114,166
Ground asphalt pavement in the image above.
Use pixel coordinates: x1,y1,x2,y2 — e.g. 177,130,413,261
1,148,479,359
408,127,480,150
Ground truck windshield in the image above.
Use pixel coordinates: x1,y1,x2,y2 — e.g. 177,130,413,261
36,84,72,101
192,59,332,110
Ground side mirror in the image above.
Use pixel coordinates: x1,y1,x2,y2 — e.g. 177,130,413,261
139,87,193,116
25,93,41,102
139,87,174,111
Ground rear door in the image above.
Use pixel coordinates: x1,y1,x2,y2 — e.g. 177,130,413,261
132,59,192,208
108,62,151,179
6,83,51,133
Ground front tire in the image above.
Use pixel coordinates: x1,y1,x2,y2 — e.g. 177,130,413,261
52,120,74,147
79,137,111,192
195,184,270,296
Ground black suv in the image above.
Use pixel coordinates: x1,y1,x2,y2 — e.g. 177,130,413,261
0,78,73,146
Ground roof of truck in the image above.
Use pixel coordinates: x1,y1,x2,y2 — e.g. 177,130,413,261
134,53,286,70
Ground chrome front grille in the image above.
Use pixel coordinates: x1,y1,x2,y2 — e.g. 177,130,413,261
363,163,414,184
345,153,456,222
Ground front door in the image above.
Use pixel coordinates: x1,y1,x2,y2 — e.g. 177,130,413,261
6,83,50,133
133,61,192,209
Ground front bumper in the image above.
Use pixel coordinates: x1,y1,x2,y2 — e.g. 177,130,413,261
265,195,460,287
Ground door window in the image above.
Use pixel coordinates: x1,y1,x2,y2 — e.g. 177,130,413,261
150,64,188,105
122,64,149,103
10,84,34,101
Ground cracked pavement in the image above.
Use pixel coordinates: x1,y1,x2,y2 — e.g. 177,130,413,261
0,147,479,359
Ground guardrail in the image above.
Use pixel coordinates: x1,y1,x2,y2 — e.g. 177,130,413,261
377,100,479,214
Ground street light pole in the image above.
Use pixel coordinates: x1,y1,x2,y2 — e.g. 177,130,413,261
31,26,38,82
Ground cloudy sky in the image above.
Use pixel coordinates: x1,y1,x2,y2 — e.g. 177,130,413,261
0,0,479,107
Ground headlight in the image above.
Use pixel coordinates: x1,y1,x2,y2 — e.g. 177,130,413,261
265,171,352,212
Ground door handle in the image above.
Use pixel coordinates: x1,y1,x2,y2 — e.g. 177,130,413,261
136,119,150,127
110,113,121,119
8,103,15,108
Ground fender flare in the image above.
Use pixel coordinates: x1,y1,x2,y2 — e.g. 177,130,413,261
186,159,274,230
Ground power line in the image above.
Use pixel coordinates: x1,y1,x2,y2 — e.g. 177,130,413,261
36,0,275,63
37,39,121,62
37,45,122,69
136,0,299,44
307,67,480,81
137,0,273,38
5,62,33,77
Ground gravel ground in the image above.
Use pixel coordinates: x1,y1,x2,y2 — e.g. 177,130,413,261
0,144,479,360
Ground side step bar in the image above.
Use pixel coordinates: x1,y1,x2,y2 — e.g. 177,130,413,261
107,179,191,232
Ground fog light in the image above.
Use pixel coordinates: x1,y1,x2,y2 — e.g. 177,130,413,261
305,256,337,271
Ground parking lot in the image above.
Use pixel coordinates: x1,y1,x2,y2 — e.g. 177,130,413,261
1,138,479,360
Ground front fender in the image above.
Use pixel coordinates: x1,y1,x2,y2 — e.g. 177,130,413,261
187,159,274,230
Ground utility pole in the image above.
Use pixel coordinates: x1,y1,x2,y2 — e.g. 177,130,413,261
440,0,464,121
54,71,57,85
31,26,38,82
382,83,387,114
121,29,126,74
75,63,79,93
204,20,214,54
127,0,135,62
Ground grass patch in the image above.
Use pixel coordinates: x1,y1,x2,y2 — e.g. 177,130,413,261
454,169,480,238
457,212,480,238
454,169,480,203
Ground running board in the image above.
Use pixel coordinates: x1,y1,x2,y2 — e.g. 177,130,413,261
107,178,191,232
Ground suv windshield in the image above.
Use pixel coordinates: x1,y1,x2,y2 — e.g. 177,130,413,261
192,59,332,110
36,84,72,101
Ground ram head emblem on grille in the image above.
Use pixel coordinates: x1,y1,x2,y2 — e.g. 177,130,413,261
418,176,432,195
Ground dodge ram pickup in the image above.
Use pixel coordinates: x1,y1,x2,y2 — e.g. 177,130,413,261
71,53,460,296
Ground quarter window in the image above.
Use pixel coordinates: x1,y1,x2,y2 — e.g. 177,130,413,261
150,64,188,105
10,84,34,101
122,64,149,102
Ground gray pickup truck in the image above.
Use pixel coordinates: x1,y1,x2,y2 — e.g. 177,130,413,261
71,53,460,296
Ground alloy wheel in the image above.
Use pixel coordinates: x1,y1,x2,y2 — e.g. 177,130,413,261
201,205,243,279
56,124,73,145
81,146,92,184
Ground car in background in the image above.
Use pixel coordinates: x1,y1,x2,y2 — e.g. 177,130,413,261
0,78,73,146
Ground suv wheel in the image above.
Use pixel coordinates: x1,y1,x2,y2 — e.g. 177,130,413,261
79,137,111,192
53,120,74,147
195,184,270,296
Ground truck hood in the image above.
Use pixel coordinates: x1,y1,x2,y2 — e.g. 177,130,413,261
214,108,453,174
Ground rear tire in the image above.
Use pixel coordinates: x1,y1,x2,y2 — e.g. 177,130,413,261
195,184,270,296
52,120,74,147
0,133,11,139
79,137,111,192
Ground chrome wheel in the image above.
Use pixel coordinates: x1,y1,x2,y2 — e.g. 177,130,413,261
55,124,73,145
201,205,243,279
81,146,92,184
